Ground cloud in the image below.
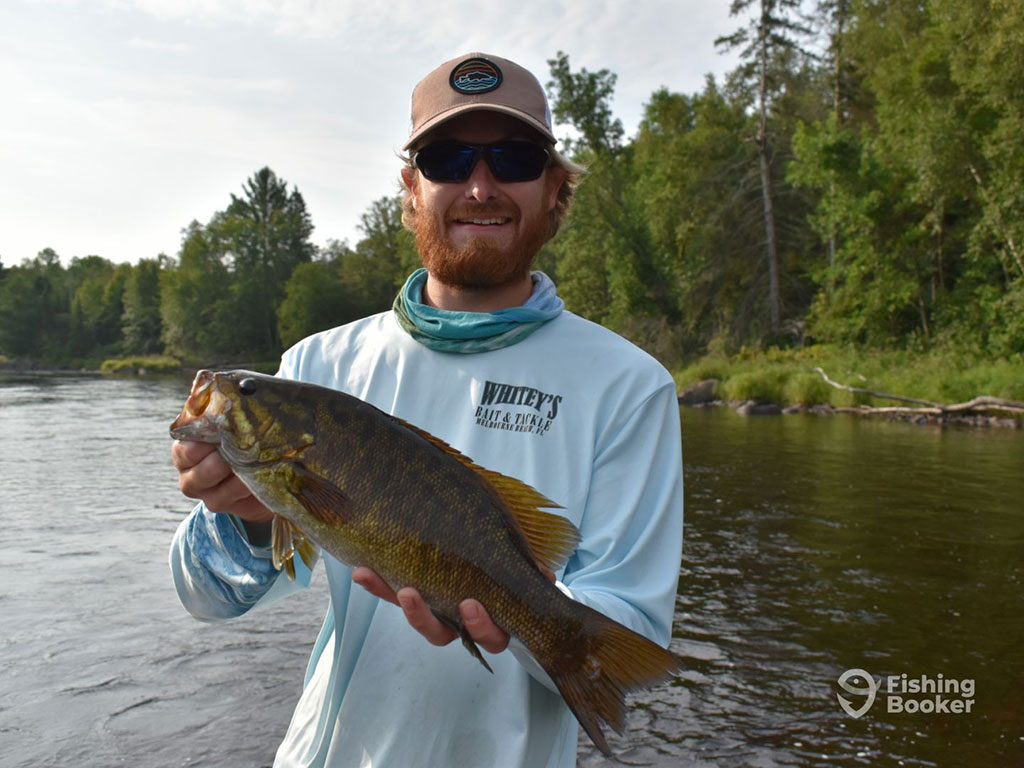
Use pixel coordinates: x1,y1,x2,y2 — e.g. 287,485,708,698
127,37,191,53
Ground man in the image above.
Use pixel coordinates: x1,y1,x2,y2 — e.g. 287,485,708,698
170,52,683,768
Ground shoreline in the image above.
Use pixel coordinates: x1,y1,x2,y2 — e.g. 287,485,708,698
680,396,1022,429
672,348,1024,430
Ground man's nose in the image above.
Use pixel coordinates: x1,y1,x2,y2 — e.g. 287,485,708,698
464,155,500,201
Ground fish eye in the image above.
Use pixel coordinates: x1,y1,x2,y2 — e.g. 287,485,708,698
238,378,257,395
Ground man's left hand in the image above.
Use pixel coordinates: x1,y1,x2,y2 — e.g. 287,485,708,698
351,567,509,654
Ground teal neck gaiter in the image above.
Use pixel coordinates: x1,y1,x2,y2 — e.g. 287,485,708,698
392,268,564,354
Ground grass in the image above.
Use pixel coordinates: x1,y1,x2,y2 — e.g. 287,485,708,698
673,345,1024,408
100,355,183,374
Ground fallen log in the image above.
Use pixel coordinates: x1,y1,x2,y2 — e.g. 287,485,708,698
813,368,1024,416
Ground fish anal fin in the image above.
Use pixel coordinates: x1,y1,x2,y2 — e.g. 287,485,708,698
388,414,578,572
287,462,352,526
431,610,494,674
294,528,320,571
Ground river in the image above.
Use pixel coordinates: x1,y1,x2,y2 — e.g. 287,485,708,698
0,373,1021,767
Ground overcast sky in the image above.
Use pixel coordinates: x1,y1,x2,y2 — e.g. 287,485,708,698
1,0,744,266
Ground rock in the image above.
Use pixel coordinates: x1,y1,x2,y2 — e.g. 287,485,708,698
782,404,807,414
678,379,721,406
736,400,782,416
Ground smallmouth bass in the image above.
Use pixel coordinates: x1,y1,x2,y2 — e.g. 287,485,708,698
170,369,681,755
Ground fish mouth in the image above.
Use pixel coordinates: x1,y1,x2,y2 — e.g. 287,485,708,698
170,370,230,442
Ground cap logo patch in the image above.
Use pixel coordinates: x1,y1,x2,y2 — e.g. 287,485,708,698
449,57,502,95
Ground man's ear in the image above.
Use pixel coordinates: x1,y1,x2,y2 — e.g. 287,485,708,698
401,166,418,194
544,165,567,213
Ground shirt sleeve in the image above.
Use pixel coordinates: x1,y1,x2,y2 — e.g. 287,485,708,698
169,502,313,621
561,379,684,646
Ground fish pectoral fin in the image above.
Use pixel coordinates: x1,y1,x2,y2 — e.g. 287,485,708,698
287,462,352,525
431,610,494,674
271,514,319,580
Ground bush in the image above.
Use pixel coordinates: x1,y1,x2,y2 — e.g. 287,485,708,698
101,355,182,374
721,369,788,402
784,372,832,405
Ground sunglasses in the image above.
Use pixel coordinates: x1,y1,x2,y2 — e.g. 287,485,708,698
413,140,550,183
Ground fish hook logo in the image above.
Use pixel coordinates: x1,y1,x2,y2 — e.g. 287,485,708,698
837,668,878,718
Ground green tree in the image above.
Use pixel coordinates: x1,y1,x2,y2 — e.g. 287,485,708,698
220,167,315,357
546,51,674,353
277,261,364,348
122,257,165,354
160,221,235,361
66,256,127,356
632,80,762,350
341,195,417,312
0,249,67,359
717,0,815,329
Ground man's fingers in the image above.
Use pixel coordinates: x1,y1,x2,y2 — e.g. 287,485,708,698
352,567,399,605
351,570,508,653
396,587,458,646
233,496,275,525
179,449,234,494
460,599,509,654
173,440,273,522
171,439,217,471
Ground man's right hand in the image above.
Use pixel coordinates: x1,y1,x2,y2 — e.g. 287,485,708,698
172,440,274,524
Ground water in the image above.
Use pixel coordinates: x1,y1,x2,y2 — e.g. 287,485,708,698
1,375,1022,767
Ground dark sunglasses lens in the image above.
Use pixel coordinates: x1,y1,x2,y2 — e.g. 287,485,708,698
415,143,477,182
487,142,549,182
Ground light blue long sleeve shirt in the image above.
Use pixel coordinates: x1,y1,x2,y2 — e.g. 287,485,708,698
170,309,684,767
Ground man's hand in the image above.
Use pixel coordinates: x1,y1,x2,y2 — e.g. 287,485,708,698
172,440,274,524
351,567,510,654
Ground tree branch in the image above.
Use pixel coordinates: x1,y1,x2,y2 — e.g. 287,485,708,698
813,368,1024,415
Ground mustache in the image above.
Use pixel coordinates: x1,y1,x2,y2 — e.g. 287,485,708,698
446,203,519,223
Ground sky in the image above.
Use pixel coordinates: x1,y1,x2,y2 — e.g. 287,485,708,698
1,0,744,266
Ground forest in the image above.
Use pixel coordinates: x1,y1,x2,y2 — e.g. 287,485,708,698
1,0,1022,388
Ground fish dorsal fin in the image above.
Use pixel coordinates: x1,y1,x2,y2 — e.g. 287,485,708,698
389,414,580,572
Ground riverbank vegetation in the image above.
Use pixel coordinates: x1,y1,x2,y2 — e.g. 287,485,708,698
1,1,1021,397
675,345,1024,409
99,355,186,375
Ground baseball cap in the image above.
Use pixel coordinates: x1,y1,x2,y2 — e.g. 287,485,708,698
403,53,556,151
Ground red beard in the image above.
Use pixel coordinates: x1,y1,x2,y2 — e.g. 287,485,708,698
413,201,550,290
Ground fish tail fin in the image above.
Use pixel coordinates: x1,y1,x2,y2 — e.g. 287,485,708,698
548,606,682,756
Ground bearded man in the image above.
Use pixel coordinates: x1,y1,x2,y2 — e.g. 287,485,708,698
170,53,683,768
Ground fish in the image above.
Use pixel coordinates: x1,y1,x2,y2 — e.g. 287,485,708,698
170,369,682,755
